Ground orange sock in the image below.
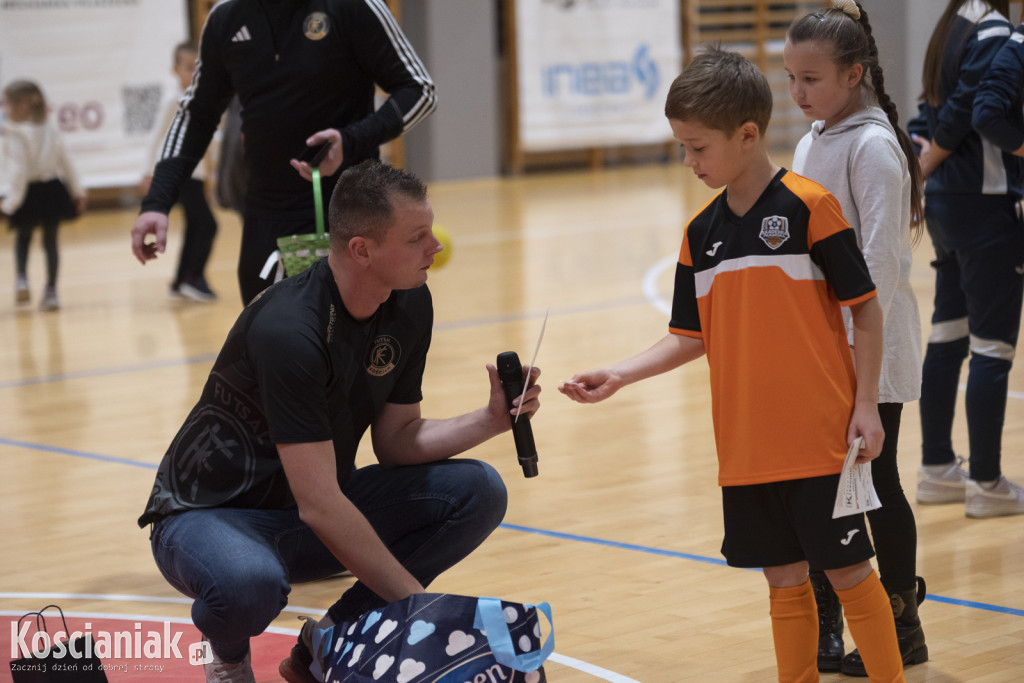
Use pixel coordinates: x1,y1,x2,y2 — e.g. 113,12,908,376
835,570,904,682
768,580,818,682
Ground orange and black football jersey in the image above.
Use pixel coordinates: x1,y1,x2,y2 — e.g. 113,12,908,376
670,169,877,486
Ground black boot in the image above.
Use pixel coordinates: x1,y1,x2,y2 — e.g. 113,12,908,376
840,576,929,676
810,570,844,672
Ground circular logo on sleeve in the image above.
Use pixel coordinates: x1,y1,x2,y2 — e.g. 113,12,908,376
367,335,401,377
304,12,330,41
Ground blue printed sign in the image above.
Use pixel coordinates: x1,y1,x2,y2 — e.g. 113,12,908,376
516,0,681,152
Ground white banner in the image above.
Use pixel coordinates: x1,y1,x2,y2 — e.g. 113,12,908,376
515,0,681,153
0,0,189,190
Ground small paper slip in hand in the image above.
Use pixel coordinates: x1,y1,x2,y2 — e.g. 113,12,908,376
832,436,882,518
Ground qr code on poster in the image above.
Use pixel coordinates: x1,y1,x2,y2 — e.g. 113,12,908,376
122,84,163,135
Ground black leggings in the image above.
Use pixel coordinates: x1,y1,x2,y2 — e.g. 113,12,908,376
865,403,918,593
15,221,59,287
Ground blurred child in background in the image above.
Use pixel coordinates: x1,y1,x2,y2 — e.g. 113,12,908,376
141,41,219,302
2,79,86,311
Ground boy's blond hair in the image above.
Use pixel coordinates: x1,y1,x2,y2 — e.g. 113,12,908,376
664,45,772,136
173,41,198,67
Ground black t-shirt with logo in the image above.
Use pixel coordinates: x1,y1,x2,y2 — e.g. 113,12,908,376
138,259,432,526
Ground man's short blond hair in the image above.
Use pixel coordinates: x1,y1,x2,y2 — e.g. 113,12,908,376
664,45,772,136
329,160,428,247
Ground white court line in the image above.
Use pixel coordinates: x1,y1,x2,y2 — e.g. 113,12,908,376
0,592,639,681
642,254,676,317
548,653,641,683
0,591,318,616
0,609,298,637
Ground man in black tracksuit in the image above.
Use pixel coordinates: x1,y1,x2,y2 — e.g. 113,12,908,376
131,0,436,304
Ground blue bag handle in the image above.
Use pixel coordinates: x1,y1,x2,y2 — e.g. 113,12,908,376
309,621,335,682
473,597,554,673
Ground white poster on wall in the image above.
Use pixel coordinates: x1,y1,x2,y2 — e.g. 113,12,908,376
0,0,189,190
515,0,681,152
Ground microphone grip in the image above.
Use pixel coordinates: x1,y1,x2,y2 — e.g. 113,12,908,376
496,351,539,478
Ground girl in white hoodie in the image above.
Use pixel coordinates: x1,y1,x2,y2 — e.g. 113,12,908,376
784,0,927,677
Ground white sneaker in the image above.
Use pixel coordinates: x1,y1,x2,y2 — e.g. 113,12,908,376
204,642,255,683
39,287,59,311
917,456,968,504
15,277,29,304
965,476,1024,518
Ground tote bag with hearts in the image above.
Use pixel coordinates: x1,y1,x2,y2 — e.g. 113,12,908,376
310,593,553,683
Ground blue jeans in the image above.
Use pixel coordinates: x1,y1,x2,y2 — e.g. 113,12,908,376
149,459,507,662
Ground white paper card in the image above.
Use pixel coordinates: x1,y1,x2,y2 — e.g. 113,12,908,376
832,436,882,518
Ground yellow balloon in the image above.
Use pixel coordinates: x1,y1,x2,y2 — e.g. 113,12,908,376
431,224,453,269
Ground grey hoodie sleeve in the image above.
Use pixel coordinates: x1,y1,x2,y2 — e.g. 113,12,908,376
845,129,909,333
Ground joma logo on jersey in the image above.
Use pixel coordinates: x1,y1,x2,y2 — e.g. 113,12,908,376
759,215,790,250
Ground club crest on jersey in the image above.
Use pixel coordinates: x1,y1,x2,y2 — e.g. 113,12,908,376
759,215,790,250
367,335,401,377
304,12,330,41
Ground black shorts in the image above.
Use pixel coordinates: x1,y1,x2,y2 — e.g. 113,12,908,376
720,474,874,570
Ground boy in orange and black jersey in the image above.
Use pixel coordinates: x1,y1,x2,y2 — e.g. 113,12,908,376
560,46,906,682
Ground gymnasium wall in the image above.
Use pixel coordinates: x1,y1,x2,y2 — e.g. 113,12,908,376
1,1,1017,189
0,0,190,192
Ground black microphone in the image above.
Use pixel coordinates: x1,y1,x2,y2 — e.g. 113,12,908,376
496,351,539,478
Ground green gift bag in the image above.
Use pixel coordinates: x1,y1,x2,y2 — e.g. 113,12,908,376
277,165,330,277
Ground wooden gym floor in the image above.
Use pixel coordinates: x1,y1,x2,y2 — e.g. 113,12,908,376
1,163,1022,681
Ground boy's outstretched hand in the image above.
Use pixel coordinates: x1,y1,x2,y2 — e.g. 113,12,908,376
558,370,622,404
560,334,706,405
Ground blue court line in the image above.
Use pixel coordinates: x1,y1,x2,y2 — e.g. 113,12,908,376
924,594,1024,617
0,437,158,470
0,354,218,390
500,522,1024,618
498,522,729,567
0,299,648,390
2,438,1022,620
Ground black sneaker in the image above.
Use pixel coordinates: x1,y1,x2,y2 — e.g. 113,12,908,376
179,276,217,302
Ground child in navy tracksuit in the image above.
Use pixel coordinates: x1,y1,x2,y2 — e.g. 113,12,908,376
910,0,1024,518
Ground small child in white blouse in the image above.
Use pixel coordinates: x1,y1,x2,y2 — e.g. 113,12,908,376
2,79,86,311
